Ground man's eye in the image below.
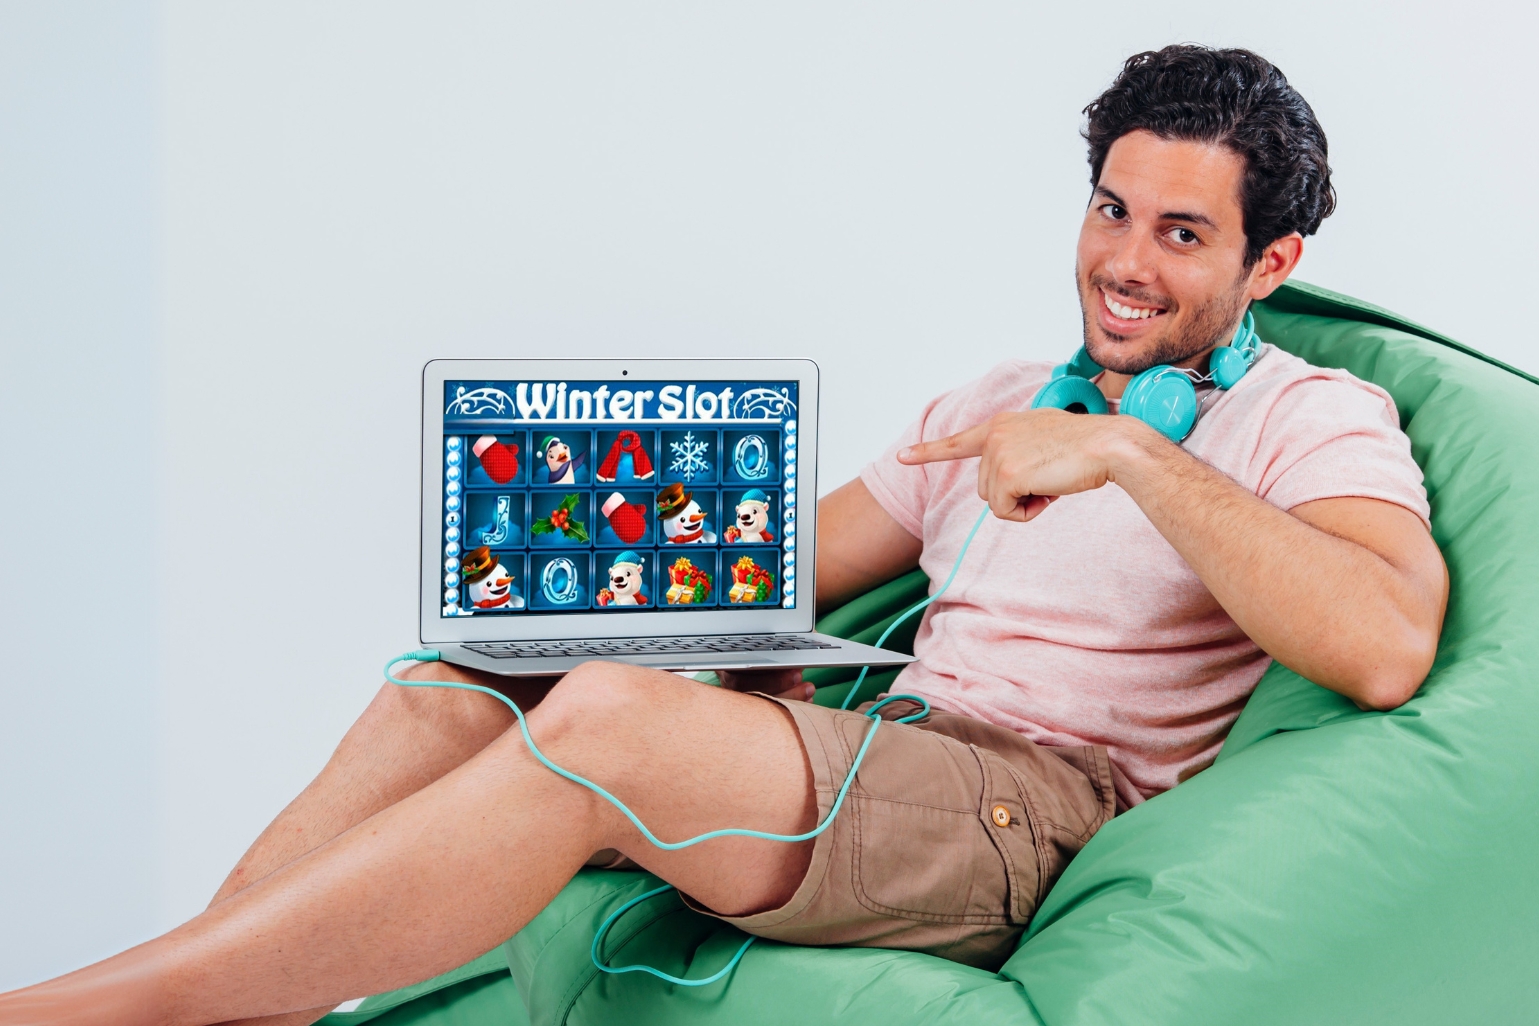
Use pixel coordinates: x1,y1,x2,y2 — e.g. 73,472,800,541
1168,227,1199,245
1102,204,1127,220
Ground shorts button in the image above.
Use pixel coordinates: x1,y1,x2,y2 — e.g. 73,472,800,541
991,804,1011,828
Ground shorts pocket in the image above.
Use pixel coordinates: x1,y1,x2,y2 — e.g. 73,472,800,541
978,751,1048,923
849,730,1024,925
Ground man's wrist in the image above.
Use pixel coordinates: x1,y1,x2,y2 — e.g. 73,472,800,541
1101,415,1171,488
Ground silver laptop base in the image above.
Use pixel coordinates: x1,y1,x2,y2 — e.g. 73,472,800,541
435,633,915,677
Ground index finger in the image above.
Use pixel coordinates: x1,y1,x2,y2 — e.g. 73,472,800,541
897,422,988,465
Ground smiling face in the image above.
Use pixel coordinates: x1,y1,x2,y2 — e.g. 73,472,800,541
544,441,571,470
675,500,705,531
609,563,644,597
1074,130,1301,392
736,500,769,535
468,560,514,605
661,498,708,541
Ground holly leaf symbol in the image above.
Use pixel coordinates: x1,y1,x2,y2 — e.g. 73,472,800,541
566,519,589,543
530,518,554,535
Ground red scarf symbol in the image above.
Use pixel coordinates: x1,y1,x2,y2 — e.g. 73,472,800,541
596,430,655,482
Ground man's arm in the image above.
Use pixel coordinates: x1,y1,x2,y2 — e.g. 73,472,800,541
720,479,921,701
814,478,923,615
901,410,1449,710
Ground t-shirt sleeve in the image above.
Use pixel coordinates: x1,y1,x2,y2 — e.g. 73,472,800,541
859,363,1029,539
1250,371,1431,528
859,395,946,540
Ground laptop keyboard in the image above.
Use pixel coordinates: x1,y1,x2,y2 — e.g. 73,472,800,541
464,635,839,659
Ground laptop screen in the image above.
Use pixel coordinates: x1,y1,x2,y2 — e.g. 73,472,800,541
439,378,799,618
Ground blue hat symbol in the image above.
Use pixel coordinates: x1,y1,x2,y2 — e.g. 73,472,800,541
739,488,770,506
611,550,644,569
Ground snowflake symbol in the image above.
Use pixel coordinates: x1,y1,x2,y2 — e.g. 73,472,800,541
668,431,711,481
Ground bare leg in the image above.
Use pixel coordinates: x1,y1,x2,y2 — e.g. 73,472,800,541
0,662,816,1026
211,662,555,1026
211,662,552,906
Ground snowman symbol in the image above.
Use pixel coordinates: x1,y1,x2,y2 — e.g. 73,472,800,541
656,482,715,544
460,545,525,610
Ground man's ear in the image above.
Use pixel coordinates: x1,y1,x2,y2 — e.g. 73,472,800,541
1246,232,1305,301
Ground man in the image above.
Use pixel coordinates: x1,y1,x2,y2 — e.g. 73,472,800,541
0,46,1447,1026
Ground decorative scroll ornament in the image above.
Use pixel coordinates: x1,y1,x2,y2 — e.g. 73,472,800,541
446,386,514,417
730,387,797,421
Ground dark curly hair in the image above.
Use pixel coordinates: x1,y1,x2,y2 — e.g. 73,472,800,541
1084,45,1336,265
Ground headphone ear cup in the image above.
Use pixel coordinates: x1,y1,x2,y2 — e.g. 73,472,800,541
1120,366,1198,441
1067,346,1103,379
1031,375,1108,415
1050,347,1102,381
1210,345,1250,390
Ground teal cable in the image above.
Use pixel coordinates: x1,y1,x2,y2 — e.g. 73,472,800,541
384,502,990,987
589,884,756,986
384,656,924,849
384,655,921,985
839,504,990,710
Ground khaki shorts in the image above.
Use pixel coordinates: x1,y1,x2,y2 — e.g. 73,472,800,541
688,694,1116,970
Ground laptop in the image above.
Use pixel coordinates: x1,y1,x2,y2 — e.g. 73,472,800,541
420,358,917,677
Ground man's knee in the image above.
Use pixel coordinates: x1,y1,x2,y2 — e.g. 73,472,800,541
535,661,670,743
372,662,516,743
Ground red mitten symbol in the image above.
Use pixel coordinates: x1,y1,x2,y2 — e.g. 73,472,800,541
473,435,519,484
601,491,648,544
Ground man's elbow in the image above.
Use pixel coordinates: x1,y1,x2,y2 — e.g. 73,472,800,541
1351,638,1438,711
1354,676,1420,712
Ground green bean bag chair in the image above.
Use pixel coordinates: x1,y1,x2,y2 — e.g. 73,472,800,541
324,282,1539,1026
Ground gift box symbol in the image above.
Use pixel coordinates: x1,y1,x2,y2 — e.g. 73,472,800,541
727,556,775,603
665,557,712,605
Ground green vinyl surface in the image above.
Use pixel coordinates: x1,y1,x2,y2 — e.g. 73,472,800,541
325,280,1539,1025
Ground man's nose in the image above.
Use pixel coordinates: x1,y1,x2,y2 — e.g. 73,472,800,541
1104,228,1161,287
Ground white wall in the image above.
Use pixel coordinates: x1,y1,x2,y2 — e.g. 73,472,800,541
3,0,1535,989
0,1,160,990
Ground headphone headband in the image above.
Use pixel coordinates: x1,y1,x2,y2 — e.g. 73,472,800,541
1033,306,1261,442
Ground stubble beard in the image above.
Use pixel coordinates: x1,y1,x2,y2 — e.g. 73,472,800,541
1078,269,1251,376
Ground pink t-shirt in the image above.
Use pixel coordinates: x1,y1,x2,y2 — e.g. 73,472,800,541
861,344,1430,808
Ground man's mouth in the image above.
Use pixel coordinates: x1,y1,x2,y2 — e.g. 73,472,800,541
1101,288,1168,323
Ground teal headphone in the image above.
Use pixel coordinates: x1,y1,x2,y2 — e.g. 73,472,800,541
1031,309,1261,442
